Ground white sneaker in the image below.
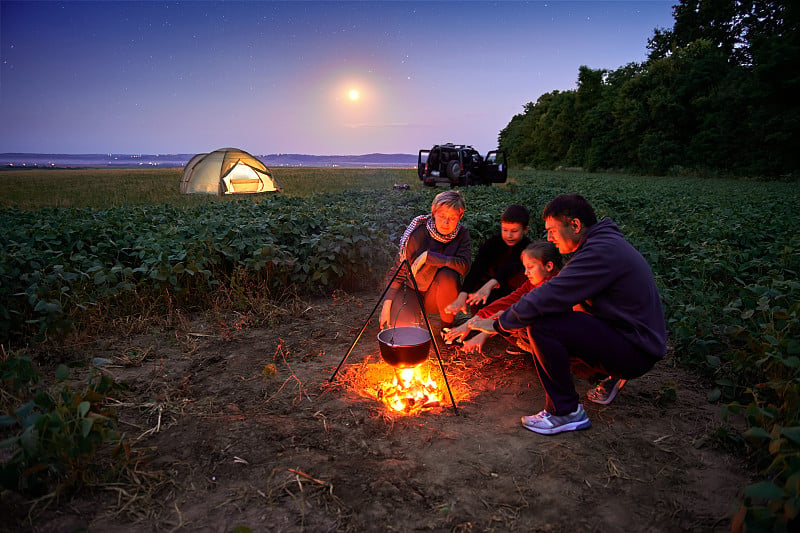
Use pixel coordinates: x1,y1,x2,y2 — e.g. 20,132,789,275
587,377,626,405
521,404,591,435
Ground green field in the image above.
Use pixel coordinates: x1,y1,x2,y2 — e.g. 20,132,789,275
1,167,799,528
0,167,422,209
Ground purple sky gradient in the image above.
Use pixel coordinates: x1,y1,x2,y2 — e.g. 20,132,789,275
0,1,675,155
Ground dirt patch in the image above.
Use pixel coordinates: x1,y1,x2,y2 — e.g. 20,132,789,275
4,291,748,532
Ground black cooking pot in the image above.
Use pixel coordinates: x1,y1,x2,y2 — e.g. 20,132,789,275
377,326,431,368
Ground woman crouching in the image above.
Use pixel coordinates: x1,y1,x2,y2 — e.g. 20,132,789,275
379,190,471,330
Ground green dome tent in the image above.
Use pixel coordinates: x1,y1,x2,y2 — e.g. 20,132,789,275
180,148,282,195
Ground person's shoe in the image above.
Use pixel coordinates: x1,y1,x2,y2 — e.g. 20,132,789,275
587,377,627,405
505,345,529,356
520,404,591,435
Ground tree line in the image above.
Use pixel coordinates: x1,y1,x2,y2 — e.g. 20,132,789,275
498,0,799,178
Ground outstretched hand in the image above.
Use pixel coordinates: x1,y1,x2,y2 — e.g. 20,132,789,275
461,332,490,354
465,288,490,306
465,279,498,306
444,292,469,315
442,322,470,344
467,317,496,335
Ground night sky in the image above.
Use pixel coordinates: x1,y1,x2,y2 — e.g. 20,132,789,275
0,1,675,156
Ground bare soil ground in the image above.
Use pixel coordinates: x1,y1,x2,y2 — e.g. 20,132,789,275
4,291,749,532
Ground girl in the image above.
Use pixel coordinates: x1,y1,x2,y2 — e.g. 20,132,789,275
443,241,562,354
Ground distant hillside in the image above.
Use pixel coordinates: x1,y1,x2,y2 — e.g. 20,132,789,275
1,152,418,169
263,153,416,167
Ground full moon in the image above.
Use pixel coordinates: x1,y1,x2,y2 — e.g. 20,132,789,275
348,89,360,101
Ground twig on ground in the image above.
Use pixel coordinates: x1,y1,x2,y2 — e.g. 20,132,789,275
288,467,327,487
26,492,57,524
166,501,185,533
262,339,313,406
136,404,163,441
313,410,329,433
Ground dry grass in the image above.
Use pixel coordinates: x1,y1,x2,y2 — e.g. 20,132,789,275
0,168,187,209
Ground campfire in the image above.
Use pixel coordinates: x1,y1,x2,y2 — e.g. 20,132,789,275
332,322,470,415
377,365,442,414
329,260,467,414
333,352,472,417
340,358,449,415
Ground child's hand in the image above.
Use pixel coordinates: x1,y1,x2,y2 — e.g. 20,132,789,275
466,279,498,306
461,333,488,354
466,287,490,306
467,317,496,334
442,322,470,343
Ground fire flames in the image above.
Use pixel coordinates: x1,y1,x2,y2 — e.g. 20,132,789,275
341,355,469,416
376,364,443,414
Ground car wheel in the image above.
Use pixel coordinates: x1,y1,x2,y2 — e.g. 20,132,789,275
446,160,461,180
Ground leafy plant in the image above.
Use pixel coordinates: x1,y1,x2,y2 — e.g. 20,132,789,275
1,168,800,527
0,363,122,495
1,353,39,400
726,392,800,532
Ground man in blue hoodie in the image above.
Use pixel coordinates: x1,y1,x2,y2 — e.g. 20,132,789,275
476,193,667,435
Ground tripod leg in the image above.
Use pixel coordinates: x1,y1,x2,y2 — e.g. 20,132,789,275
329,261,405,382
406,260,459,414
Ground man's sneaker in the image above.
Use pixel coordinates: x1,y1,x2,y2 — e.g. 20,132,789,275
521,404,591,435
505,345,529,356
587,377,627,405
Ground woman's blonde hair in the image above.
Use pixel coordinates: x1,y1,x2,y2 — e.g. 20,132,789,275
431,190,466,214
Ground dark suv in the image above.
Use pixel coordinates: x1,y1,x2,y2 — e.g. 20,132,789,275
417,144,507,187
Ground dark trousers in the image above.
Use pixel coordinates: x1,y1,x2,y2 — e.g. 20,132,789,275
525,312,657,415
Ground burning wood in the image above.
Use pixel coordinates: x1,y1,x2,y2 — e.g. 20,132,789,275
334,355,471,416
377,366,442,414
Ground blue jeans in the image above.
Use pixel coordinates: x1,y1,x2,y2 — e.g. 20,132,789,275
524,312,658,415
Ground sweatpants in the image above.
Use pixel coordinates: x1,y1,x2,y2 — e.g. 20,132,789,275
525,312,658,416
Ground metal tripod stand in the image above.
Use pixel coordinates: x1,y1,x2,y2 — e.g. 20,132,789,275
329,258,458,414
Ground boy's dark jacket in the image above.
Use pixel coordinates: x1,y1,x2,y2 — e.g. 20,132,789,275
462,234,531,295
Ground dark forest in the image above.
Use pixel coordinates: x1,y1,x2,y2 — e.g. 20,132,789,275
499,0,799,178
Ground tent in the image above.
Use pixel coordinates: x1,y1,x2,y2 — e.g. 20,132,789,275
180,148,282,195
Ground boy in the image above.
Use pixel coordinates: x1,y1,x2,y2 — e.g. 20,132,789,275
445,204,531,316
